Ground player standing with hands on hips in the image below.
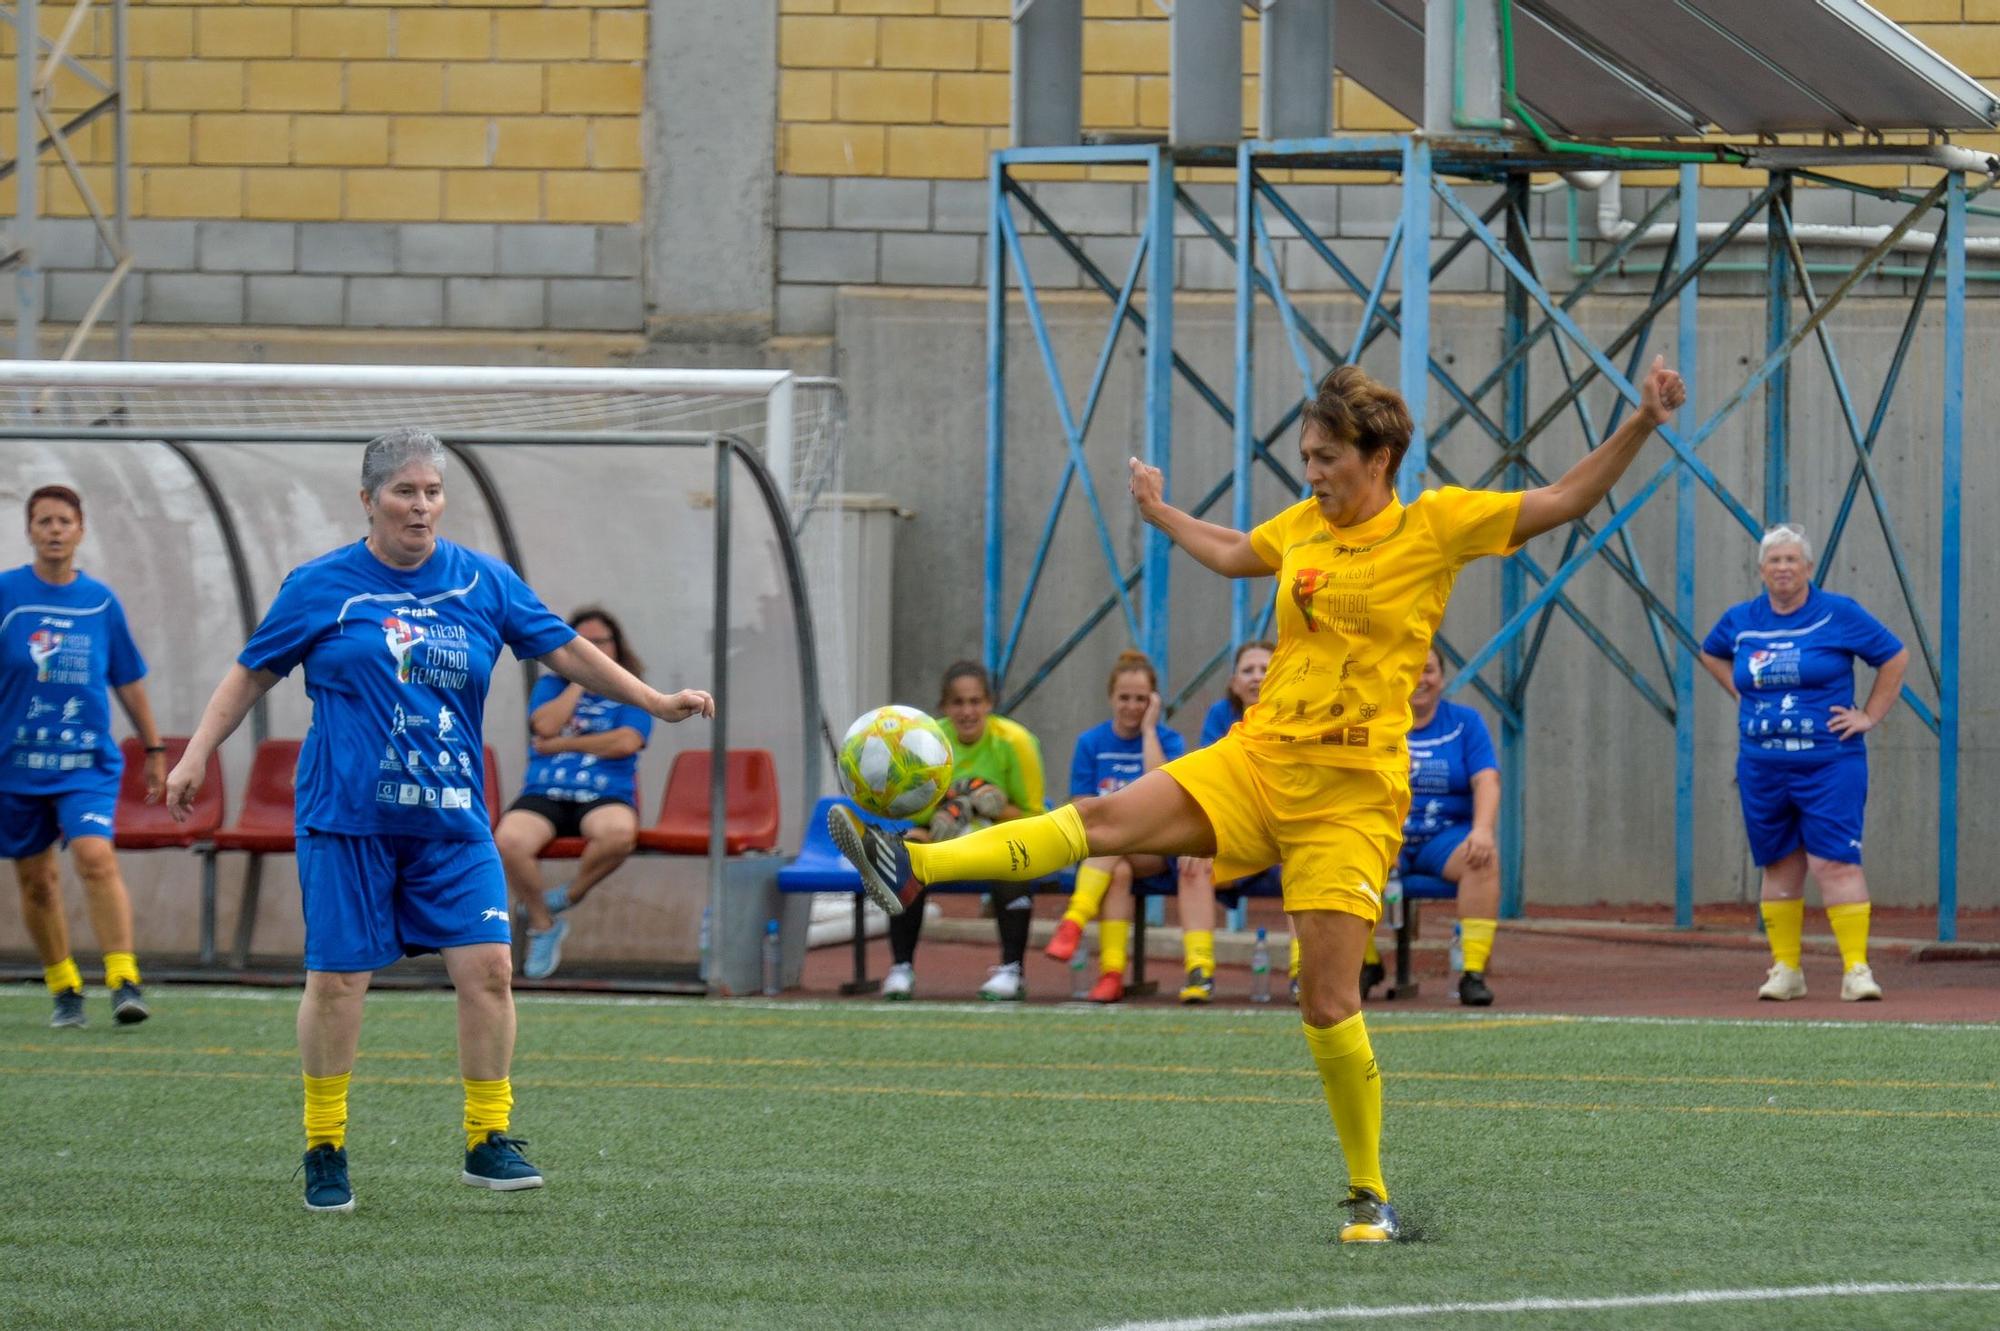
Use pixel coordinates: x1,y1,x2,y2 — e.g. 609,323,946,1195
165,427,713,1214
830,357,1686,1243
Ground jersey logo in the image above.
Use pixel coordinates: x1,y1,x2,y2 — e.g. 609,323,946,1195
27,629,62,681
382,616,427,683
1292,569,1327,632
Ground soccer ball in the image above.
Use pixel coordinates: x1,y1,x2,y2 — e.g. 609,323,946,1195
838,705,955,820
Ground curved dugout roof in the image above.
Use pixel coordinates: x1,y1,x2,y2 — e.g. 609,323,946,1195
1336,0,2000,138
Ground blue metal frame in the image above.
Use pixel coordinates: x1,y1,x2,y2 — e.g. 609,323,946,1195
986,137,1970,940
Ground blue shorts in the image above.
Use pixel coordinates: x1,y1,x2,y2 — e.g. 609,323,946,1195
1736,753,1868,867
297,831,511,973
1398,821,1470,880
0,787,119,858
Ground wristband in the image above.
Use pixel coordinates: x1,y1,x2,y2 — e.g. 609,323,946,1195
144,744,167,754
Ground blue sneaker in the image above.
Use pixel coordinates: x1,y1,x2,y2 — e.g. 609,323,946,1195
1338,1187,1400,1243
543,883,572,916
462,1133,544,1191
301,1144,354,1213
523,917,569,980
49,988,86,1029
826,805,920,915
112,980,150,1025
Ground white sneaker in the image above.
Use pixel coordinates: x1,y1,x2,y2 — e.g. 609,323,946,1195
1840,962,1883,1002
978,962,1025,1002
1757,962,1807,1001
881,962,914,1001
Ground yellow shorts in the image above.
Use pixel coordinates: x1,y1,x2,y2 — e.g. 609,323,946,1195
1161,734,1408,923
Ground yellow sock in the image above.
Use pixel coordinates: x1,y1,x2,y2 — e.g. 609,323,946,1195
909,804,1088,885
43,956,83,995
1826,902,1870,971
303,1072,351,1150
464,1077,513,1150
1184,928,1214,973
1062,863,1113,927
1761,898,1805,969
1460,918,1496,973
1289,937,1302,979
1301,1014,1387,1201
1099,918,1129,974
103,951,140,990
1362,934,1380,967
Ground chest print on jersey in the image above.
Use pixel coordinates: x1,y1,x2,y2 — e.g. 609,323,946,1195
1290,563,1376,635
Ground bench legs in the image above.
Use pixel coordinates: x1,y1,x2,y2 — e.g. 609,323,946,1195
1384,899,1419,1000
839,894,879,996
198,846,218,967
231,853,264,971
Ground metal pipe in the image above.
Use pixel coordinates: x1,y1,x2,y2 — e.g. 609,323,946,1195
707,438,731,994
1583,173,2000,257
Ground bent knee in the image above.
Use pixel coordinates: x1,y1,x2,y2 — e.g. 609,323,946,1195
591,830,638,859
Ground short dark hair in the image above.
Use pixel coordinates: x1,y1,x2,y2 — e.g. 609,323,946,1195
570,605,643,678
26,485,82,523
937,659,993,708
1302,365,1414,483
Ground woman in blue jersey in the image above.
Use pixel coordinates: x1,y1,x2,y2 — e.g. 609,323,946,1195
1700,524,1906,1004
3,485,167,1030
165,428,713,1214
498,605,653,981
1043,649,1186,1003
1401,645,1501,1006
1171,640,1272,1003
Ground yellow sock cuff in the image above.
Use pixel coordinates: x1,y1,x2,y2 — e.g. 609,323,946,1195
1184,929,1215,973
1288,937,1301,979
43,956,83,996
1064,864,1114,926
1459,918,1497,973
910,804,1089,885
1303,1010,1372,1063
103,951,140,990
1099,918,1130,973
1825,901,1871,970
1761,898,1805,969
464,1077,514,1150
303,1072,351,1150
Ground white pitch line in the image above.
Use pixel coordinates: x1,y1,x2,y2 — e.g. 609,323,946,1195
1091,1281,2000,1331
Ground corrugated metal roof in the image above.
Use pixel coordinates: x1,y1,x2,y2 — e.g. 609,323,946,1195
1334,0,1999,138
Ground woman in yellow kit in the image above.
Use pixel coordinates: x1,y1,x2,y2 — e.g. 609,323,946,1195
831,358,1686,1242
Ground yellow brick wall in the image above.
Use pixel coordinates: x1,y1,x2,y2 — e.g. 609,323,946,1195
1,0,645,224
778,0,2000,187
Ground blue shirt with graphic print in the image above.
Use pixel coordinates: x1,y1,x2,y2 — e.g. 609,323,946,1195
1198,697,1238,748
239,539,575,839
518,674,653,806
1701,585,1902,766
1402,698,1497,841
1068,719,1187,800
0,565,146,794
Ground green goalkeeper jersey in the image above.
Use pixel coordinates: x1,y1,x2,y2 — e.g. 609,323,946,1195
940,713,1045,815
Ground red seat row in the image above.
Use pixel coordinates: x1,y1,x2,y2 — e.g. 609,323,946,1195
111,736,782,967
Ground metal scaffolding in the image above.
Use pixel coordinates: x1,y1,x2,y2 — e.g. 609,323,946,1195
984,134,1982,940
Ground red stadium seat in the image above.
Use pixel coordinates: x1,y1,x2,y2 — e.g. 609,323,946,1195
537,776,643,861
637,748,780,855
206,738,301,969
113,736,223,850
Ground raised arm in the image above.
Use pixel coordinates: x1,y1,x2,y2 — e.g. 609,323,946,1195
166,664,280,819
1511,357,1686,546
1129,457,1276,579
539,636,713,724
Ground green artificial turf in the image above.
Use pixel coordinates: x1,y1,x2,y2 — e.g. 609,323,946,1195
2,988,1997,1330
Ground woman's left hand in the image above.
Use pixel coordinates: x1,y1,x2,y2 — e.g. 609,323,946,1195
656,688,716,722
1463,827,1497,871
143,751,168,803
1827,705,1874,739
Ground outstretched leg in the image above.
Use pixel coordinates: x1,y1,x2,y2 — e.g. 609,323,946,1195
1295,908,1396,1243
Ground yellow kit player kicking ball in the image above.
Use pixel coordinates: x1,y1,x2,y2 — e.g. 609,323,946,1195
832,358,1686,1242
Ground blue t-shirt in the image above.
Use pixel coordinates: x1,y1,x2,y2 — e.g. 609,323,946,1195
1403,698,1498,840
1068,719,1187,799
517,674,653,806
1701,586,1903,766
239,539,576,839
1198,697,1239,748
0,566,146,793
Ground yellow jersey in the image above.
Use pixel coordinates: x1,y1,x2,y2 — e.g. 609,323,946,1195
1241,486,1522,770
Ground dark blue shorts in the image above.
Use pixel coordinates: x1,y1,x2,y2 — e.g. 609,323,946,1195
1735,753,1868,867
1398,821,1470,880
297,831,511,973
0,787,119,858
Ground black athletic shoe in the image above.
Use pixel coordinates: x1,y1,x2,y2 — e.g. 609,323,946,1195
827,804,919,916
301,1144,354,1213
1359,959,1386,998
1457,970,1494,1007
112,981,150,1025
49,988,86,1029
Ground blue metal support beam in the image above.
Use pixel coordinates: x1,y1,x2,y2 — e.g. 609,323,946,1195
1939,171,1966,944
1141,145,1176,680
1499,172,1528,920
984,154,1007,679
1399,137,1432,497
1231,140,1256,651
1674,164,1700,932
1765,174,1792,527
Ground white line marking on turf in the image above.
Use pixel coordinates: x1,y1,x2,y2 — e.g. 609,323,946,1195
1092,1281,2000,1331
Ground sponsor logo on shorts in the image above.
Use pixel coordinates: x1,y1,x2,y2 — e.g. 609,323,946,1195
480,908,509,923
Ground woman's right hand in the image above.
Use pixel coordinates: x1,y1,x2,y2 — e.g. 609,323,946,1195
1128,457,1166,522
164,756,203,822
653,688,716,722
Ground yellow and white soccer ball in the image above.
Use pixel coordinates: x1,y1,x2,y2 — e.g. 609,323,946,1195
837,704,955,821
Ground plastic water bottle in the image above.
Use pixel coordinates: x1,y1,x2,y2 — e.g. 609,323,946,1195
1250,927,1272,1003
1068,933,1091,999
1449,921,1464,975
698,906,712,986
761,919,782,996
1384,871,1405,930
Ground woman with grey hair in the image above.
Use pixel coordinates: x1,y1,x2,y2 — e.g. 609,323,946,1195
164,426,713,1214
1699,523,1907,1004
